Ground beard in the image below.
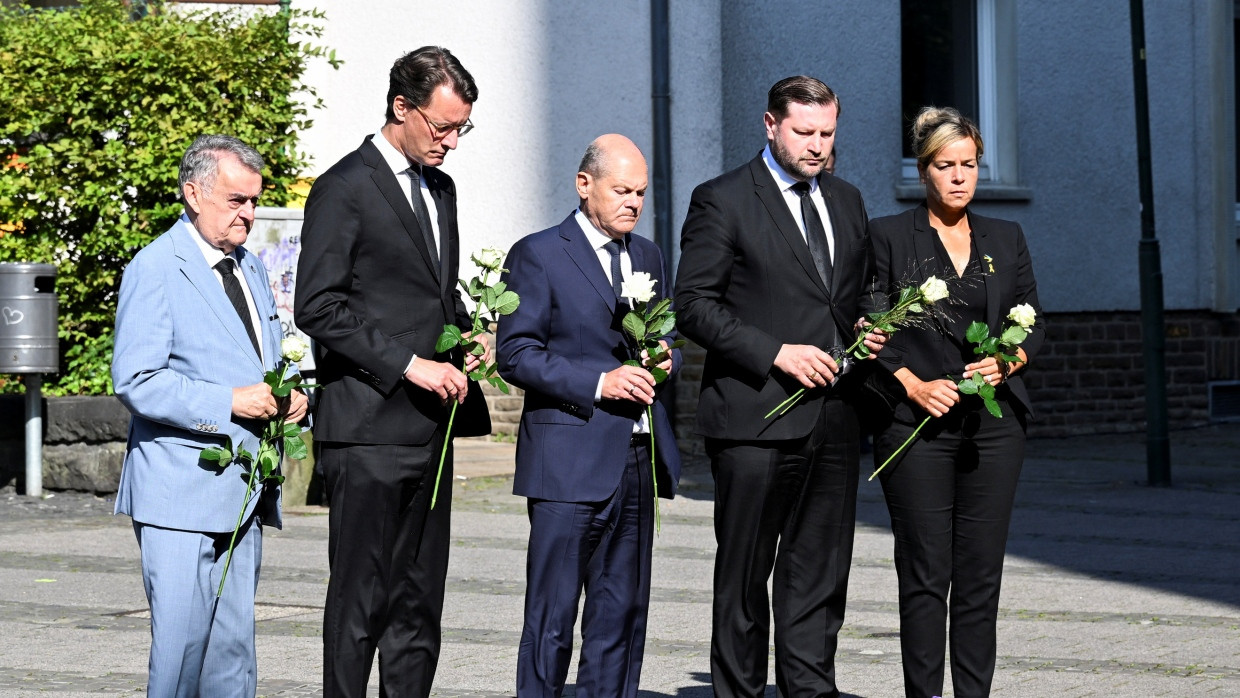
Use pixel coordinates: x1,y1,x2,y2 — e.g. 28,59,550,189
770,136,827,181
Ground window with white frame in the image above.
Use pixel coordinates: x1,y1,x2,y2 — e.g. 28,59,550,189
900,0,1020,192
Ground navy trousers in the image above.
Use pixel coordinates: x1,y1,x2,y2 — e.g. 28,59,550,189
517,439,655,698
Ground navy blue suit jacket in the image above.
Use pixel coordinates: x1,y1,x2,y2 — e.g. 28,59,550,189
497,213,682,503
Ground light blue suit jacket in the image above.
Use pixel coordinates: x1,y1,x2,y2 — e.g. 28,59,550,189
112,216,283,533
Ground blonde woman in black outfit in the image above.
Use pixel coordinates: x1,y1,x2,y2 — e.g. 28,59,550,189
864,106,1045,697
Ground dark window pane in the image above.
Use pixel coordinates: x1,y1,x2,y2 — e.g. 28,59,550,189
902,0,979,158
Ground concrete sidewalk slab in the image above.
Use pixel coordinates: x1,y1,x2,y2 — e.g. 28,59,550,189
0,424,1237,696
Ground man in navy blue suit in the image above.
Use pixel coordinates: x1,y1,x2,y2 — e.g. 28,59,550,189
497,134,682,697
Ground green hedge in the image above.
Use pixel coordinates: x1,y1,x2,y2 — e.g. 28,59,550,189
0,0,337,395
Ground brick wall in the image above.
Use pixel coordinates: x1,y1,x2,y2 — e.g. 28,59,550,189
666,310,1240,443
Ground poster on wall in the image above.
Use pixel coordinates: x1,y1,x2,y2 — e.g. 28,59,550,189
247,207,314,371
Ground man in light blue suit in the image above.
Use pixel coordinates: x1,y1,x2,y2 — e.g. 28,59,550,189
112,134,308,697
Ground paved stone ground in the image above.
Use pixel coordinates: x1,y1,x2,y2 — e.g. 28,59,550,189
1,425,1237,697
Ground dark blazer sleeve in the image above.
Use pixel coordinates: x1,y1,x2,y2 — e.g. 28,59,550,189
496,234,605,414
675,180,784,381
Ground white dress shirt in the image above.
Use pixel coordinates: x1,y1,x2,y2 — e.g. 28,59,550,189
373,130,443,377
576,210,649,434
187,213,264,365
761,144,835,263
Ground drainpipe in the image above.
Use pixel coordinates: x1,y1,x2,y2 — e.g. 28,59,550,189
1128,0,1171,486
650,0,677,430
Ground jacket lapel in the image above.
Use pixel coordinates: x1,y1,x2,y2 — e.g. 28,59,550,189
359,138,441,284
969,211,1003,333
236,247,276,370
560,214,616,309
426,166,454,300
750,157,830,299
172,221,264,370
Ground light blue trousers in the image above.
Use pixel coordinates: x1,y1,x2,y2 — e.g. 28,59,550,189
134,517,262,698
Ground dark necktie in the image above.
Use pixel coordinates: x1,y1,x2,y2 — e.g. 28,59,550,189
215,258,261,356
792,181,833,290
406,166,440,269
604,239,625,299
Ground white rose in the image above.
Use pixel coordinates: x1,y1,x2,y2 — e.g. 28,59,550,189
620,272,658,303
281,336,309,362
1008,303,1037,330
471,247,505,272
919,276,949,303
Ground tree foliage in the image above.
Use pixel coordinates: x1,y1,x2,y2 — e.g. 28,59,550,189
0,0,338,395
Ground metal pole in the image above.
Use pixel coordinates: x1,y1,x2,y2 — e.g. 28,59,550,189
650,0,677,430
1129,0,1171,485
25,373,43,497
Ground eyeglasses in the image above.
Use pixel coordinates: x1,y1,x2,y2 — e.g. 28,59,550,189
414,103,474,139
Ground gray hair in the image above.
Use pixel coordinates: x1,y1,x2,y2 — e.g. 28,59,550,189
577,140,607,178
178,134,264,201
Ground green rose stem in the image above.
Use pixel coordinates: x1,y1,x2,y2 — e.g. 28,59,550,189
764,331,868,419
218,453,261,597
646,404,660,532
207,353,314,598
868,414,930,482
431,268,492,510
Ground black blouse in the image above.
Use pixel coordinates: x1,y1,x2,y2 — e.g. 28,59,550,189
930,233,987,377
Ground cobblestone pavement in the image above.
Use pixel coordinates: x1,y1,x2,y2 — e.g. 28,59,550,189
1,427,1238,697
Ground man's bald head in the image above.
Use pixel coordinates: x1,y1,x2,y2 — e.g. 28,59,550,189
578,134,646,180
576,134,648,240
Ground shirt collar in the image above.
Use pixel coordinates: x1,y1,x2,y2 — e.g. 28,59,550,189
575,208,626,252
762,144,816,194
183,213,237,269
373,129,417,178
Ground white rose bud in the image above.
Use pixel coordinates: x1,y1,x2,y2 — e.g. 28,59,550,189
281,336,309,362
471,247,505,272
620,272,658,303
919,276,949,303
1008,303,1037,330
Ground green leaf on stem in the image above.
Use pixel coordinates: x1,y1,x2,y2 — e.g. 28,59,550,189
983,396,1003,419
999,325,1029,346
965,321,990,344
436,325,463,353
284,434,308,460
488,375,510,393
491,291,520,315
650,366,668,384
622,314,647,343
200,445,232,465
958,374,982,395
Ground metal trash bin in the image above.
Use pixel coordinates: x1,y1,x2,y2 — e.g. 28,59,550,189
0,262,58,373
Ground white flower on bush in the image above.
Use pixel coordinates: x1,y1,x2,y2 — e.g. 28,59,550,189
470,247,505,272
281,336,309,363
1007,303,1037,330
919,276,949,303
620,272,658,303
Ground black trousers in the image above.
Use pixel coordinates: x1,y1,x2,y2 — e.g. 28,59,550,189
319,439,452,698
875,399,1025,698
517,440,654,698
708,399,860,698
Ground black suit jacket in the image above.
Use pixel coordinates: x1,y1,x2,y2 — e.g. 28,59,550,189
863,204,1045,423
294,136,490,445
675,153,873,441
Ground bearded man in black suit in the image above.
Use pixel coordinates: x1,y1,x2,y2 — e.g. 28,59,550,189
295,46,490,698
674,75,885,698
